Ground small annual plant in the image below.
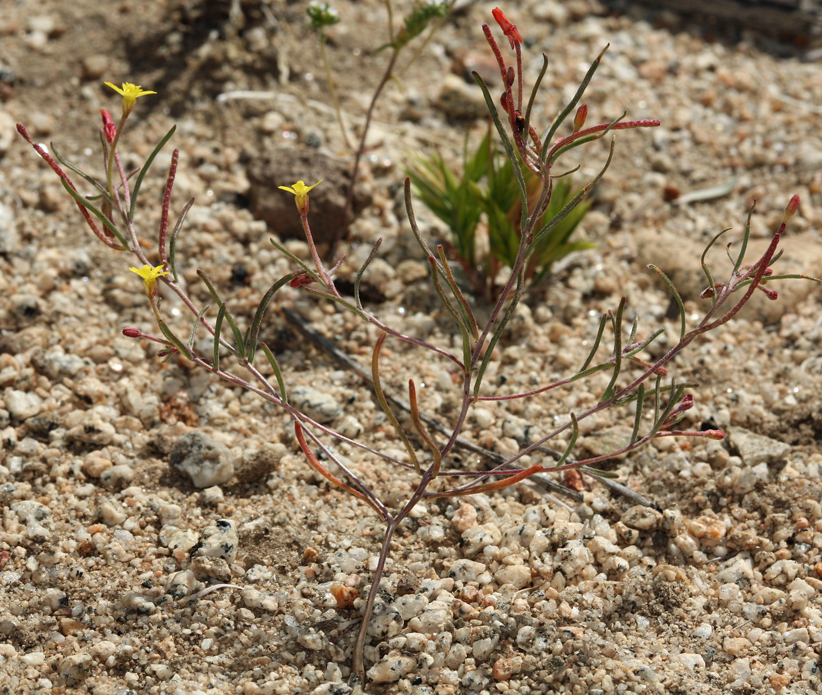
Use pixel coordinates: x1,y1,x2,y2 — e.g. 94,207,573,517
406,127,595,299
17,7,817,689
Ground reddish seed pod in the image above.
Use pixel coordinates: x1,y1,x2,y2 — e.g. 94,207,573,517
505,66,515,89
123,327,141,338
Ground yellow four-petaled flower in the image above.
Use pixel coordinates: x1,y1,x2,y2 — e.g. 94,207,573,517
130,264,169,298
279,179,322,214
105,82,157,115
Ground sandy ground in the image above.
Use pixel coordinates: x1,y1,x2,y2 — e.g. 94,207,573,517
1,0,822,693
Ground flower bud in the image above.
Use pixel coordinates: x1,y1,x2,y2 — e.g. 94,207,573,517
573,104,588,133
123,327,141,338
786,194,799,217
100,109,116,144
505,66,515,89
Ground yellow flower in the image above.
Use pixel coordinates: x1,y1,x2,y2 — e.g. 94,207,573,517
278,179,322,214
105,82,157,115
130,264,169,298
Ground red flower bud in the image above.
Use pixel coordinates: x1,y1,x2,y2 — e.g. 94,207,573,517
505,66,515,89
492,8,523,50
573,104,588,133
123,327,141,338
786,194,799,216
290,273,316,288
100,109,117,144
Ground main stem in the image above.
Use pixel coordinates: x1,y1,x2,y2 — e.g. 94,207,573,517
351,469,434,683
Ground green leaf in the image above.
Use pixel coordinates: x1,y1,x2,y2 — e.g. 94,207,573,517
213,304,226,371
169,198,195,283
159,320,193,360
248,273,298,364
188,304,210,350
260,342,288,403
129,125,177,220
541,45,608,161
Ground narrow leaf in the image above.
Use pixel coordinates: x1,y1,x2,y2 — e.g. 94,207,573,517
158,320,193,360
188,304,210,350
578,314,607,372
213,304,226,371
355,239,382,310
541,44,608,160
601,297,626,402
169,197,195,282
630,384,645,444
129,124,177,220
554,412,579,468
260,342,288,404
649,264,686,340
248,273,298,363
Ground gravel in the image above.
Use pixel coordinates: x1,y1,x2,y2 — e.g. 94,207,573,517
0,0,821,693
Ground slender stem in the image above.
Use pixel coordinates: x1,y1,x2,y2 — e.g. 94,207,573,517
338,50,398,251
351,469,434,682
320,35,354,151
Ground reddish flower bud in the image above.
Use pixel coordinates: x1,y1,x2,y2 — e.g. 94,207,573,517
573,104,588,133
100,109,117,144
786,194,799,217
492,7,523,50
500,91,509,112
123,327,141,338
505,66,515,89
290,273,316,288
702,430,725,440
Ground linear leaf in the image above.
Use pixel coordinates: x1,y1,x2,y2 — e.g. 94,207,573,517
649,264,686,340
188,304,210,350
248,273,297,364
129,124,177,220
260,342,288,404
169,197,195,282
213,304,226,371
